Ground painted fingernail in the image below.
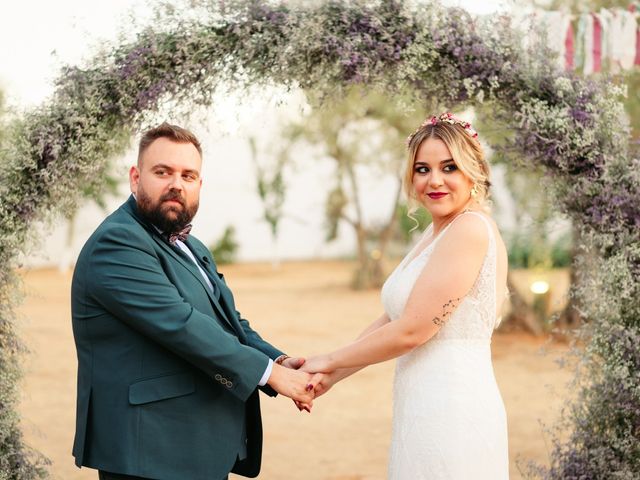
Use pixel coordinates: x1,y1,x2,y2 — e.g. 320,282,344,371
306,384,313,391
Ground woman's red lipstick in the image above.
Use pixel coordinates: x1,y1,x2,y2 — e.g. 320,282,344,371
427,192,447,199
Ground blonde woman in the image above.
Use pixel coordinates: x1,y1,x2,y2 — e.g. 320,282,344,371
303,113,509,479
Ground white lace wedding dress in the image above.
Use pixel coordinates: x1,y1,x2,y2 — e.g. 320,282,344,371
381,211,509,479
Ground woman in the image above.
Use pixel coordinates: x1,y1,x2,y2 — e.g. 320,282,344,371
303,112,509,479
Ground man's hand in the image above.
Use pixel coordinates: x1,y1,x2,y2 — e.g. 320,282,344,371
277,356,313,412
280,356,305,370
267,363,315,405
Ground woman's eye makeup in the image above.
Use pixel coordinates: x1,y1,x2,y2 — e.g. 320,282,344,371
413,162,458,174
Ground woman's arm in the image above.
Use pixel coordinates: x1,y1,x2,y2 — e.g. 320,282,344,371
305,215,489,373
309,313,391,396
357,312,392,338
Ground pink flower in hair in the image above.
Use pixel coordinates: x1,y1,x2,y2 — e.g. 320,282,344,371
406,112,479,147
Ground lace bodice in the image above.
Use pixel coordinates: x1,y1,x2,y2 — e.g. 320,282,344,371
381,211,498,341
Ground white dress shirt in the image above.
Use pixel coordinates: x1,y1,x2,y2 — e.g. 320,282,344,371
173,238,273,386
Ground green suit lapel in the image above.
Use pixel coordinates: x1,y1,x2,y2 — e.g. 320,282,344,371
182,238,248,341
123,196,240,336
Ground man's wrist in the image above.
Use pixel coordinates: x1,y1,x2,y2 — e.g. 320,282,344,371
274,354,290,366
258,358,274,386
266,361,283,387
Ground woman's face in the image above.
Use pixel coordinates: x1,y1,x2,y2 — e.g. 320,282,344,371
411,137,474,220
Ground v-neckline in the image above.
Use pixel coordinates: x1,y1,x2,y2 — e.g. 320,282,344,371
401,223,438,271
400,211,473,272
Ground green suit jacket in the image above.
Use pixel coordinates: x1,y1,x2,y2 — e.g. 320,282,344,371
71,196,283,479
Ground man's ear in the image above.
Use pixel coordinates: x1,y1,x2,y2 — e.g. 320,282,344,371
129,165,140,194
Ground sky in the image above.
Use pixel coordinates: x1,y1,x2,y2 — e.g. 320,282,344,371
0,0,512,109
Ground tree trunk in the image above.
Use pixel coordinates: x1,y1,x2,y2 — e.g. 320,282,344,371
369,179,403,288
556,225,582,331
351,224,373,289
500,274,544,336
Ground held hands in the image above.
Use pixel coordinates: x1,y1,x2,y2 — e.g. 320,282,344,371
308,369,341,398
270,354,341,413
280,356,306,370
266,362,315,407
301,354,337,400
277,356,315,413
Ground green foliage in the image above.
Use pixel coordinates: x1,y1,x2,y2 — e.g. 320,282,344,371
325,185,349,242
209,226,239,265
248,137,287,239
623,71,640,139
0,93,50,478
507,231,572,269
280,85,429,240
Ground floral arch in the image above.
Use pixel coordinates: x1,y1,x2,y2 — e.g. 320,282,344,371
1,1,638,478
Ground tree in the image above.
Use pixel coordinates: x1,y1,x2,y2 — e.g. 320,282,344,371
60,170,121,271
209,225,239,265
248,136,288,267
279,87,432,288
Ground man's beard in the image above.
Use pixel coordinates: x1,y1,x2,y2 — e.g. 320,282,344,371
136,187,199,233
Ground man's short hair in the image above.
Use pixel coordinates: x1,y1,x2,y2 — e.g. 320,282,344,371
137,123,202,165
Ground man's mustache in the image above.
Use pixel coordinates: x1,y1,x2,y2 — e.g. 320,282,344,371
160,191,185,207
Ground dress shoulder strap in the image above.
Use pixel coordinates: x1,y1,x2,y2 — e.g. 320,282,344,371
458,210,495,242
437,210,494,243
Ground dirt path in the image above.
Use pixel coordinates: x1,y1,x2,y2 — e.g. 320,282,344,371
17,262,572,479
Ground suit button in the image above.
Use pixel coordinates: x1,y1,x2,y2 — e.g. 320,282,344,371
214,374,222,381
226,380,233,388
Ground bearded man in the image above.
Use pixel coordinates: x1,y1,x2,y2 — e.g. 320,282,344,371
71,123,314,480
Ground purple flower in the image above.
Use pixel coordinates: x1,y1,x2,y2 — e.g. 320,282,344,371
134,79,169,111
319,1,415,82
570,107,591,125
117,45,153,81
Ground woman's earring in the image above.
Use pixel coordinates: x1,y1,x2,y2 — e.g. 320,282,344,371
470,184,479,199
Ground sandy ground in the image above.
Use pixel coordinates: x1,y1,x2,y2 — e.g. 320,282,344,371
17,261,572,480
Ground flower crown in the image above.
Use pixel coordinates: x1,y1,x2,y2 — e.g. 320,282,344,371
407,112,479,145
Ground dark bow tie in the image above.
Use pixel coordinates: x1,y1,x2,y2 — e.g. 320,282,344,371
167,224,192,245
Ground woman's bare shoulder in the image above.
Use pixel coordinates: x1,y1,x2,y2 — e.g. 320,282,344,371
446,211,491,242
430,212,490,262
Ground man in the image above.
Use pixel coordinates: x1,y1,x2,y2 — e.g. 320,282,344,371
71,123,315,480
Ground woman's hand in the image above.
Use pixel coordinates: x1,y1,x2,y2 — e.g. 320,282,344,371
313,370,342,398
300,354,333,374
